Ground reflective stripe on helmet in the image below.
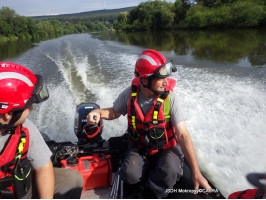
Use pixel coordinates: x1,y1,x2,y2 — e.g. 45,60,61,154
0,72,34,87
138,55,157,66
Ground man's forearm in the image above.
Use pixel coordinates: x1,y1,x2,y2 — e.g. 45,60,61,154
87,108,121,124
178,131,201,175
35,160,55,199
175,122,201,175
176,121,212,190
98,108,121,120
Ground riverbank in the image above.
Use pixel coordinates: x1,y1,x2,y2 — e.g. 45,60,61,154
0,35,19,43
113,0,266,31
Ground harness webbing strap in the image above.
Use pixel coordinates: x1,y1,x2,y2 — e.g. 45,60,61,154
15,131,27,160
128,115,165,125
152,92,169,125
129,86,138,129
163,95,170,122
153,111,158,120
17,138,26,156
157,98,164,103
132,116,136,129
129,87,171,127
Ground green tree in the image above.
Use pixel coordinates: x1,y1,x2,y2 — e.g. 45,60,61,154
113,12,129,31
0,7,17,20
0,7,17,34
230,0,265,27
195,0,237,7
114,1,175,31
174,0,186,23
182,0,265,28
155,8,175,29
0,19,12,35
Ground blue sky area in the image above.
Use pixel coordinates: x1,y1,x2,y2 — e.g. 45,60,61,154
1,0,176,16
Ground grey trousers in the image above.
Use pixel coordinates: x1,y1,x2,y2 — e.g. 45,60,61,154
24,167,84,199
119,144,184,198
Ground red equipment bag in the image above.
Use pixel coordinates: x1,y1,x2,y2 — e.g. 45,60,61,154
61,154,112,190
228,189,264,199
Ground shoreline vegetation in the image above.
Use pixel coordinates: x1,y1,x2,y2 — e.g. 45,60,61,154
113,0,266,31
0,6,121,43
1,0,265,43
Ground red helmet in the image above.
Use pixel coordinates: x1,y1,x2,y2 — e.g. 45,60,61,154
135,49,168,78
0,62,49,114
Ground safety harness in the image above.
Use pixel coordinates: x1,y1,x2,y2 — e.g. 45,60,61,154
0,126,31,199
127,78,178,155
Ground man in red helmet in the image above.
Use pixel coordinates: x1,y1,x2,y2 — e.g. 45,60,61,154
0,62,83,198
87,49,211,198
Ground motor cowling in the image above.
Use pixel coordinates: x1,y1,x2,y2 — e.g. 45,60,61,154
74,102,103,145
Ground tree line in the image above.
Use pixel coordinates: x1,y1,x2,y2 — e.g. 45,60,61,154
1,0,265,42
0,7,113,42
113,0,266,31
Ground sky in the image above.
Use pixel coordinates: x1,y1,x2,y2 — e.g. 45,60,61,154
1,0,176,17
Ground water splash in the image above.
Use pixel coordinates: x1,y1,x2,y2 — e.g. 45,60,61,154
174,66,266,196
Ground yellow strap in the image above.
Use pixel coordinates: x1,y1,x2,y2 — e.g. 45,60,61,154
163,93,171,123
157,98,164,103
153,111,158,120
132,116,136,129
130,91,137,129
18,138,26,154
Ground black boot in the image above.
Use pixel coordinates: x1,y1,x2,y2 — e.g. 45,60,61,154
123,182,144,199
143,186,158,199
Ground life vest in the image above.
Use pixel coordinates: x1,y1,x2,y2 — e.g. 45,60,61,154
0,125,31,199
127,77,178,155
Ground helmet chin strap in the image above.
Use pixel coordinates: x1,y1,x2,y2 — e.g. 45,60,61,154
0,110,24,133
141,77,165,95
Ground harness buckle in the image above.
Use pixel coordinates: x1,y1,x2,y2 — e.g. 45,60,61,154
152,121,158,125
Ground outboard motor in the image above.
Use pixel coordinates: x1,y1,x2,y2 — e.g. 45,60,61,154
74,102,103,145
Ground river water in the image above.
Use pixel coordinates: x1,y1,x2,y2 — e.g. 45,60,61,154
1,30,266,197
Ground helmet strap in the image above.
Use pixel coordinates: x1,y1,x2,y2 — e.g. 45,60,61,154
141,76,165,95
0,110,24,132
140,77,151,89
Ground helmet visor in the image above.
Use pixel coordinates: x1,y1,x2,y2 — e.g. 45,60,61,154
30,74,49,104
154,60,176,78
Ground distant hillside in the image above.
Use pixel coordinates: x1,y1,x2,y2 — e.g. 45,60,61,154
32,7,134,19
